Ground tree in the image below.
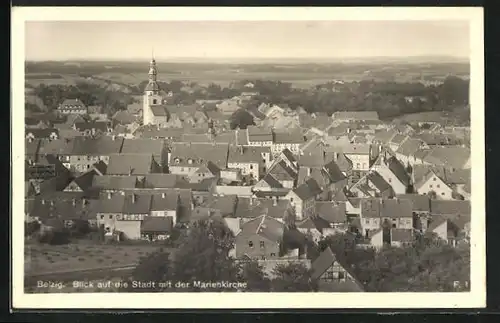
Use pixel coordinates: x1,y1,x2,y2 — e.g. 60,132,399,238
229,109,255,130
270,262,317,292
320,233,375,273
128,249,172,292
354,241,470,292
238,260,271,292
171,218,239,292
25,221,40,237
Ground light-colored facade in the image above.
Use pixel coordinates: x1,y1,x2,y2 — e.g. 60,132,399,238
416,172,454,200
284,190,315,220
271,142,301,156
227,161,259,179
142,57,165,126
345,152,370,171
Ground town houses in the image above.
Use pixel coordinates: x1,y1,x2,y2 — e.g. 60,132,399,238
24,56,473,292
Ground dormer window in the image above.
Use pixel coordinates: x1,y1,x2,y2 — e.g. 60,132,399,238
153,99,157,104
188,159,193,165
174,157,180,164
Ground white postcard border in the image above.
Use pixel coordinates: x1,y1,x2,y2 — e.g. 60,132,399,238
11,6,485,309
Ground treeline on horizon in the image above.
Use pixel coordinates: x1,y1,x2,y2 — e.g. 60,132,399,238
26,73,469,123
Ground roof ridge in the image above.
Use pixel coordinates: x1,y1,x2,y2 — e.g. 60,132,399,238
256,214,267,234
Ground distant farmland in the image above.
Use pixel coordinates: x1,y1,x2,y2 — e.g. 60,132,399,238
25,60,470,89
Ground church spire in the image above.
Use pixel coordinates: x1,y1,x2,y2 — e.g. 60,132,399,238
145,49,160,94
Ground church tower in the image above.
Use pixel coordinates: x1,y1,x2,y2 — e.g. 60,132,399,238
143,53,163,125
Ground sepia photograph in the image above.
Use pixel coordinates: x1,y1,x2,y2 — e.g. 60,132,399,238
12,7,485,309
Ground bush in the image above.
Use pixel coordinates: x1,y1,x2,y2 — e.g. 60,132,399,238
25,221,41,237
38,229,70,245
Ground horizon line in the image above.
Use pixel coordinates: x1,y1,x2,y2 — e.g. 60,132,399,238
26,55,470,63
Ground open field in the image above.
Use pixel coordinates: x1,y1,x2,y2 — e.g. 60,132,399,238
24,241,164,276
393,109,470,126
25,60,470,89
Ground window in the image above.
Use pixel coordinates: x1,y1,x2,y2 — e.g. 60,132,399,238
437,184,440,188
260,241,265,248
338,271,345,280
109,215,113,219
270,253,276,257
433,177,437,181
441,192,445,196
356,163,360,169
248,241,254,248
429,185,433,188
290,198,294,202
250,165,253,170
326,271,334,280
153,99,157,104
100,215,104,219
261,256,266,260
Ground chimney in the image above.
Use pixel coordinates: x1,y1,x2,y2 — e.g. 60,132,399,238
82,198,87,207
108,192,112,199
273,197,278,206
250,197,254,206
307,168,311,177
112,135,116,141
129,167,133,176
132,194,136,204
50,200,54,206
41,199,45,205
240,145,244,155
72,198,76,207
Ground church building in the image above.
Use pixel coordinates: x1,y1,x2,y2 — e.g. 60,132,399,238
143,56,169,127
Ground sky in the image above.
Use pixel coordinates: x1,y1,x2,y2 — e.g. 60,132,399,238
25,21,470,61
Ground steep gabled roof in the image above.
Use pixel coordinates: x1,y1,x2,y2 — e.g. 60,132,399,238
107,153,155,176
260,174,283,189
281,148,297,164
386,156,411,186
92,175,138,190
122,193,152,214
366,171,392,193
268,160,297,181
316,201,347,223
430,200,471,216
292,183,315,201
71,170,97,191
141,216,173,233
396,194,431,212
323,160,347,182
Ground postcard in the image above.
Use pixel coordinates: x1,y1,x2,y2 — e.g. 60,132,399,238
12,6,485,309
